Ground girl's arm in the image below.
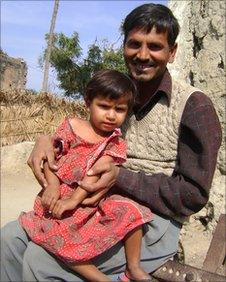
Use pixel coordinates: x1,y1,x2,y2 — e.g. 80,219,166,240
52,156,114,218
41,160,61,211
43,160,60,186
70,177,99,206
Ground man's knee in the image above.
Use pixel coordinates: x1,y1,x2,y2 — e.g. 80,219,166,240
23,242,83,281
1,221,18,246
23,241,45,266
22,242,40,280
1,221,27,282
1,220,28,253
23,242,58,280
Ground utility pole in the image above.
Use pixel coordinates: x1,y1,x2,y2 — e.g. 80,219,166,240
41,0,59,93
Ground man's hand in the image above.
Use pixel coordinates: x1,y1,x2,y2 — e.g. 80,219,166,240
79,161,120,194
41,185,60,211
27,135,58,187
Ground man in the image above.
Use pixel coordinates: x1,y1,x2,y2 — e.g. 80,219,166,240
1,3,221,281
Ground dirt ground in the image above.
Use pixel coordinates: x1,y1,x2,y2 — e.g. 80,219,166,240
1,169,39,227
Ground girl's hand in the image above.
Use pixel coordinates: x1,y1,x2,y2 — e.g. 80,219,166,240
52,198,77,219
81,187,108,206
41,185,60,211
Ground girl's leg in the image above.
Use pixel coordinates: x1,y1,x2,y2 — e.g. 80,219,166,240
124,226,151,280
69,261,111,282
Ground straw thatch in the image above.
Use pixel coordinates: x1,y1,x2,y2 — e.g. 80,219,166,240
0,90,88,146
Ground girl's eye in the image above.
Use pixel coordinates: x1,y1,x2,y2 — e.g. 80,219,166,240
99,104,109,109
116,107,127,113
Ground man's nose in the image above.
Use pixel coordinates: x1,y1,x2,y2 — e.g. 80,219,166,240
136,45,150,61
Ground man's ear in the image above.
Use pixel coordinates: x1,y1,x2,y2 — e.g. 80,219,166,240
168,43,178,64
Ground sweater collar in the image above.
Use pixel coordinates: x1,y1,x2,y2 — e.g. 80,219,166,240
158,69,172,103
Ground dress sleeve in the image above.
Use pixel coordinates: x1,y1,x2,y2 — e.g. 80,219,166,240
53,117,71,158
102,137,127,165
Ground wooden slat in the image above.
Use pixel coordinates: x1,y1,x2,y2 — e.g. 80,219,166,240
202,214,226,273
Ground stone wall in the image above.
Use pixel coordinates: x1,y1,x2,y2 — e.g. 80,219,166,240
168,0,225,229
0,53,27,90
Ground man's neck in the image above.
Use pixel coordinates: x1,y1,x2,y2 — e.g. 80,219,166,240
136,75,163,106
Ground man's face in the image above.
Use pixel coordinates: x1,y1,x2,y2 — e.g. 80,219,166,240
123,27,177,82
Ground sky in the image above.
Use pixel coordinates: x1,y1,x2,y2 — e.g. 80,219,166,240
1,0,168,94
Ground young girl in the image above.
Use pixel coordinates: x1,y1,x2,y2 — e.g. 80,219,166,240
19,70,153,282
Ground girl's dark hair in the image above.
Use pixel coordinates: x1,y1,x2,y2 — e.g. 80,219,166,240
122,4,180,47
85,69,137,110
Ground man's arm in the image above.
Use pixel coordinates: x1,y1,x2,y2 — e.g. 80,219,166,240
115,92,222,217
27,135,58,187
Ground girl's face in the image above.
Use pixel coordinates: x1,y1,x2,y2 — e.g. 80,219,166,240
86,94,130,135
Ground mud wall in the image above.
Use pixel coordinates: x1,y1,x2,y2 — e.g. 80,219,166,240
0,53,27,90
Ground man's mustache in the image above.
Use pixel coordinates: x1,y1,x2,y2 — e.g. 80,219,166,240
133,59,156,69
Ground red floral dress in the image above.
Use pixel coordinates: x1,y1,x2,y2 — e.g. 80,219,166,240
19,117,153,264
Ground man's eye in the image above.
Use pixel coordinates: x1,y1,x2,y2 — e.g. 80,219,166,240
126,41,140,49
148,44,162,51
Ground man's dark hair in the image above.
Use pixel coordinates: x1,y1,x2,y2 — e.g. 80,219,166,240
85,69,137,111
122,3,180,47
